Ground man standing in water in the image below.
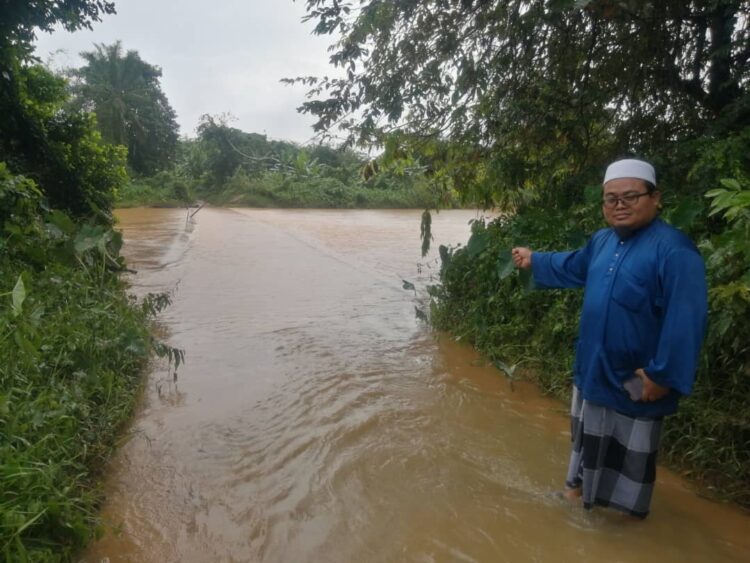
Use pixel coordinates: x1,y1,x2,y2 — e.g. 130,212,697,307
511,159,707,518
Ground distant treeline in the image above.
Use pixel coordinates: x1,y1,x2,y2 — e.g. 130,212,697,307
38,39,452,210
118,116,459,209
0,33,450,212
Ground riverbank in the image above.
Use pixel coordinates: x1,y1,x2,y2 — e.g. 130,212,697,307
116,178,188,208
0,170,167,561
116,172,460,210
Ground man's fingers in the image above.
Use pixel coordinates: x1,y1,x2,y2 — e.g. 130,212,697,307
511,247,531,270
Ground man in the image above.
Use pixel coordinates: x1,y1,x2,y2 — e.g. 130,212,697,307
511,158,707,518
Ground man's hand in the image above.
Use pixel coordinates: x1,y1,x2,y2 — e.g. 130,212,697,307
636,368,670,402
512,247,532,270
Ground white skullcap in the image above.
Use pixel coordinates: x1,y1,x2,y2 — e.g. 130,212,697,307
603,159,656,186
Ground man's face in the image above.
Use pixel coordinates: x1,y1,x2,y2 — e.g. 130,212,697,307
602,178,661,232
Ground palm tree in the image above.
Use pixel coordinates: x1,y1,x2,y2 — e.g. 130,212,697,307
72,41,178,175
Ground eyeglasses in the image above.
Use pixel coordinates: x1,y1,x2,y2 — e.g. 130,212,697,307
602,191,652,208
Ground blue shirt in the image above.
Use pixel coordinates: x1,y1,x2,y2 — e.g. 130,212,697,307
531,218,707,417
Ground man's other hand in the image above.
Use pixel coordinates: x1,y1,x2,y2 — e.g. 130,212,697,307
512,247,532,270
636,368,670,402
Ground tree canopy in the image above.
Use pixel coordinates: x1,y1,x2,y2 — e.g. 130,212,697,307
71,41,180,176
0,0,126,219
0,0,115,56
294,0,750,205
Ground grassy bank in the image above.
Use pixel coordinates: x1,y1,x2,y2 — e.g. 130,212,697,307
115,167,460,210
210,170,448,209
115,174,189,208
0,169,168,560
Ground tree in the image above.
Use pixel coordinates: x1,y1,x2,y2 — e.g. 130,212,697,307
71,41,179,175
0,0,125,219
0,0,115,57
1,62,127,217
293,0,750,206
195,115,272,185
194,114,306,186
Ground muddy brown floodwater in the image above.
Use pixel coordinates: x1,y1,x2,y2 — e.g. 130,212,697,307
84,207,749,563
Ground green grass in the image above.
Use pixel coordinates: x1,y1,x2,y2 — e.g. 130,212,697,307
0,259,156,561
117,167,460,209
115,178,185,208
1,168,171,560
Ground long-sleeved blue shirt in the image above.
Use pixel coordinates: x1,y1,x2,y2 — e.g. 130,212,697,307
531,218,707,417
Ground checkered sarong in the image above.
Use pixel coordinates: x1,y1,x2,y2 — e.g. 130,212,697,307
565,386,663,518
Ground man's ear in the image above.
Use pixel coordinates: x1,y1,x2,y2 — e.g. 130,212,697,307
653,190,663,210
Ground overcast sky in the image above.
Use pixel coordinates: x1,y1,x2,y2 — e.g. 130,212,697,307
33,0,336,144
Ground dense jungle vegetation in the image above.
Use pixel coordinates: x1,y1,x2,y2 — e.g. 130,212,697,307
115,115,456,209
0,2,181,560
297,0,750,506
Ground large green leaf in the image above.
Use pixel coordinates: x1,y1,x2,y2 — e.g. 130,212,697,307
73,224,107,255
467,229,489,257
497,250,515,280
47,210,76,235
11,274,26,317
720,178,741,190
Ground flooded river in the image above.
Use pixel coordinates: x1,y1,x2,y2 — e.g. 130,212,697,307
85,207,749,562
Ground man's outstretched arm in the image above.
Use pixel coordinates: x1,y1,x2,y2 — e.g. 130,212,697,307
512,241,592,289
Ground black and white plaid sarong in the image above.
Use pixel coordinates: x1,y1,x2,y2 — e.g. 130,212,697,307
565,386,663,518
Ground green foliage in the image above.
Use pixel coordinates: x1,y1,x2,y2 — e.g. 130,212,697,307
297,0,750,206
420,210,432,257
0,5,179,558
0,167,175,560
116,170,196,208
194,115,294,186
70,42,180,176
119,116,456,209
0,61,127,220
0,1,115,51
211,166,440,209
706,179,750,222
1,2,129,221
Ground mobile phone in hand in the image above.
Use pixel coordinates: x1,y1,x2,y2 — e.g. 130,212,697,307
623,376,644,401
